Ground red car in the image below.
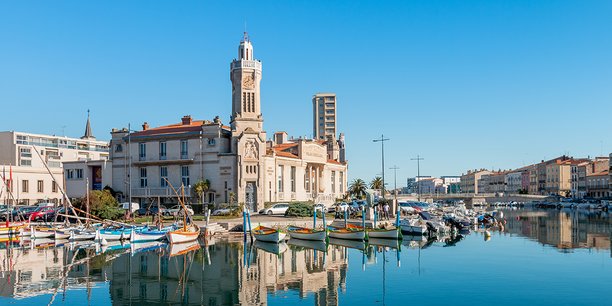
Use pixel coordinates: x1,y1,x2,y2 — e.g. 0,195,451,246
29,207,58,222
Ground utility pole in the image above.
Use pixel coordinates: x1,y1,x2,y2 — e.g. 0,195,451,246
372,135,390,199
411,155,424,201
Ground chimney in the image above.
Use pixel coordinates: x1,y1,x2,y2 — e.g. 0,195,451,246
142,122,149,131
182,115,193,125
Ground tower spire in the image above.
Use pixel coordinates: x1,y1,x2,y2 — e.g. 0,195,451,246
81,109,95,140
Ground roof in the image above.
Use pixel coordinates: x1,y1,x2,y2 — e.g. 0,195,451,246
272,143,299,159
587,170,609,177
130,120,228,137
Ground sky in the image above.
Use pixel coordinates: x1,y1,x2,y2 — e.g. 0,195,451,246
1,1,611,186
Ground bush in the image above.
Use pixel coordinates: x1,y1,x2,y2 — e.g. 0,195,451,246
75,190,124,220
284,202,314,217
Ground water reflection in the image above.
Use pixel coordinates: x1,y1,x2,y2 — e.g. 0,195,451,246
0,209,610,305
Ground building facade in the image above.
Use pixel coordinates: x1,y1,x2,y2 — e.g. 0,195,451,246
109,34,348,210
64,159,113,199
312,93,337,140
0,118,109,205
460,170,491,194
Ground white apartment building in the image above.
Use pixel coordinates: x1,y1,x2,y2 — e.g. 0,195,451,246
0,116,109,205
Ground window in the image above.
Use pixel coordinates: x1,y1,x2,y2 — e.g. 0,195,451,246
115,144,123,152
76,169,83,179
22,180,29,193
140,168,148,188
139,143,146,161
37,180,44,193
290,166,296,192
331,171,336,193
160,166,168,187
19,147,32,166
208,138,216,146
20,160,32,166
304,169,310,192
340,172,344,193
277,165,284,192
52,181,57,193
180,140,188,159
66,170,74,180
181,166,190,187
159,142,167,160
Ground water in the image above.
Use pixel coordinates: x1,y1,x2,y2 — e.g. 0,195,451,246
1,209,610,306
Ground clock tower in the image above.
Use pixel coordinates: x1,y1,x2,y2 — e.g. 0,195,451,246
230,32,263,133
230,32,266,212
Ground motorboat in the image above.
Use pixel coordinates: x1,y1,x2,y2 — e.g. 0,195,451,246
287,226,326,241
400,218,427,235
252,226,286,243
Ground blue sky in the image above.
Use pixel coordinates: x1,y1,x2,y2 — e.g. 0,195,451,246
1,1,611,185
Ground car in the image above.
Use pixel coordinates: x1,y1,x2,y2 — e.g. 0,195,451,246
168,205,194,216
30,207,58,222
120,202,140,213
136,205,170,216
328,202,349,213
259,203,289,215
212,206,239,216
12,206,39,221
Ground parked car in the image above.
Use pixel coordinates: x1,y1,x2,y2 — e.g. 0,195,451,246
12,206,39,220
120,202,140,213
327,202,349,213
137,205,170,216
30,206,58,222
35,202,56,208
168,205,194,216
259,203,289,215
212,206,239,216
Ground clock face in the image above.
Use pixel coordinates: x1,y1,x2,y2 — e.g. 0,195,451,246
242,74,255,89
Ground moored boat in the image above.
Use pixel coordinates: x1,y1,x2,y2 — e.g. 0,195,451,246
400,218,427,235
327,224,365,241
131,227,171,242
54,229,71,240
0,222,27,236
31,227,55,239
252,226,286,243
167,223,200,244
367,227,401,240
287,226,326,241
70,230,96,241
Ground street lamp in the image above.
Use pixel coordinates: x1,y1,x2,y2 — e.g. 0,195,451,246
411,155,424,201
372,135,390,199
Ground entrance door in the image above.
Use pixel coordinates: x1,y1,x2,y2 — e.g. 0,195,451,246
245,182,257,212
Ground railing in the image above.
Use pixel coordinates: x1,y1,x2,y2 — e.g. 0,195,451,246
131,187,192,197
231,60,262,71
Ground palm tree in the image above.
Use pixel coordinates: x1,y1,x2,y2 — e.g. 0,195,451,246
370,176,383,190
192,179,210,203
349,178,367,199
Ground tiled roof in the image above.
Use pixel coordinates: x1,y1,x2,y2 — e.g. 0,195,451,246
130,120,227,137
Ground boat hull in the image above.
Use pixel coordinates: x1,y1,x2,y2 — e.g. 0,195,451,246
287,229,326,241
131,230,167,242
167,227,200,244
31,228,55,239
254,231,287,243
367,228,400,239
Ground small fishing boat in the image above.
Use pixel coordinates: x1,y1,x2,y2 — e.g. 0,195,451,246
70,230,96,241
0,222,27,236
252,225,286,243
254,240,288,255
130,226,172,242
286,226,326,241
327,224,365,241
288,238,327,252
31,227,55,239
367,227,401,240
54,229,71,240
96,228,132,241
167,223,200,244
400,218,427,235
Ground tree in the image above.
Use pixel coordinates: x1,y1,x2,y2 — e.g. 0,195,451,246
193,179,211,203
349,179,367,199
370,176,383,190
77,190,123,220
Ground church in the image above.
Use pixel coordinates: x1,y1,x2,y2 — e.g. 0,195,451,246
109,33,348,211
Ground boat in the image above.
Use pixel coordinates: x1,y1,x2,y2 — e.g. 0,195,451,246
70,230,96,241
286,226,326,241
167,223,200,244
254,240,288,255
168,240,200,257
96,227,134,241
130,227,170,242
400,218,427,235
54,229,72,240
287,238,327,252
367,227,401,239
0,222,27,236
252,226,286,243
327,224,365,241
31,227,55,239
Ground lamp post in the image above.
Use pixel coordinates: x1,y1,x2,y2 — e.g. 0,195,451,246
389,165,400,218
372,135,390,200
411,155,424,201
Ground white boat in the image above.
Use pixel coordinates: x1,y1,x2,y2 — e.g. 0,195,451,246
96,229,123,241
130,228,168,242
31,227,55,239
70,231,96,241
54,229,71,240
327,225,365,241
253,226,286,243
367,227,400,239
287,226,326,241
400,219,427,235
167,224,200,244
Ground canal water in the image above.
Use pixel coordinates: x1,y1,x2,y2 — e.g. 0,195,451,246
1,209,610,305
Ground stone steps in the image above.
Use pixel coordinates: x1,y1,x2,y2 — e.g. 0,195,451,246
204,222,228,236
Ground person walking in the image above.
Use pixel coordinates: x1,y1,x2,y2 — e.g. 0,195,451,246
383,202,390,220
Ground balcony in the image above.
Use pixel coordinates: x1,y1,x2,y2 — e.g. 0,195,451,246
131,187,192,198
133,156,194,166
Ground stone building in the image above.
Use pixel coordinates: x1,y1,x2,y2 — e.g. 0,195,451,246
109,33,348,210
460,170,491,194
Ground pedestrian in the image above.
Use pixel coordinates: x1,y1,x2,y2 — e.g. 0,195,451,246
383,203,390,220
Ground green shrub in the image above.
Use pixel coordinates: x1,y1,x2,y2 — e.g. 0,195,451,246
284,202,314,217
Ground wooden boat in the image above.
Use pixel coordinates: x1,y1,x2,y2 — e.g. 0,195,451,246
252,226,286,243
130,227,171,242
31,227,55,239
286,226,326,241
167,223,200,244
168,240,200,256
288,238,327,252
54,229,71,240
0,222,27,236
96,228,128,241
367,227,401,240
70,230,96,241
327,224,365,241
254,240,288,255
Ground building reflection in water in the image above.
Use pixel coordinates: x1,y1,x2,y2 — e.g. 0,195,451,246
502,209,611,252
